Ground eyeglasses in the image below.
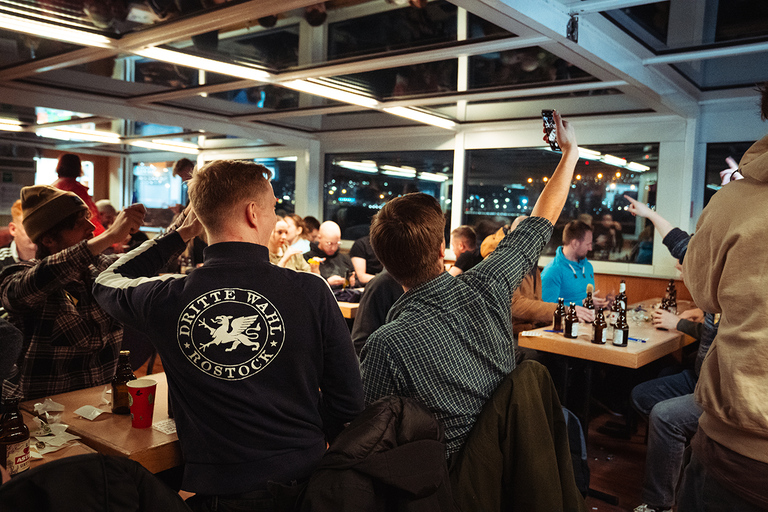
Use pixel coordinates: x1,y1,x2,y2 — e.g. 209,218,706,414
321,241,339,248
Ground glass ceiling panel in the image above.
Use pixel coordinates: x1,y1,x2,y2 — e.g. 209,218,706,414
0,27,81,68
331,59,457,100
328,1,459,60
604,0,768,51
164,89,342,116
469,47,595,90
165,25,299,71
0,0,254,37
673,52,768,90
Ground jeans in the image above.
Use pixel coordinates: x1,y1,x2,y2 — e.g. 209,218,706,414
631,370,702,509
678,450,766,512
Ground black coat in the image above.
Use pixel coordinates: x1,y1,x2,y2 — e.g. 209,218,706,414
302,395,455,512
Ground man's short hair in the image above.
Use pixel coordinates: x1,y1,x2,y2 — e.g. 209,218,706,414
303,216,320,233
370,193,445,289
56,154,82,178
188,160,272,233
562,220,593,245
173,158,195,178
451,225,477,249
10,200,22,225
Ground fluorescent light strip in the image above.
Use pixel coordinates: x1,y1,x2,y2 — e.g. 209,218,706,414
0,12,114,48
337,160,379,173
282,80,379,108
600,154,627,166
37,127,121,144
135,48,272,82
0,119,24,132
381,165,417,174
383,107,456,130
419,172,449,182
626,162,650,172
130,140,199,155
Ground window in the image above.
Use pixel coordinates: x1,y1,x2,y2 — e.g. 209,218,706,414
324,151,453,240
131,161,183,229
466,144,659,264
704,141,753,207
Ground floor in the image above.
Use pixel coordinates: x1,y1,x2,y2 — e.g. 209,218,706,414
586,411,649,512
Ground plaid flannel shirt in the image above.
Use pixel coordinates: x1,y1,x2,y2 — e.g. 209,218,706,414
0,241,121,401
360,216,553,456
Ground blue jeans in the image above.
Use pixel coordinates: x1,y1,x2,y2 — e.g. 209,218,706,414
631,370,702,509
678,450,765,512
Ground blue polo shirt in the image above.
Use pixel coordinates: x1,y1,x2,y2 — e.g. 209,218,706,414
540,246,595,305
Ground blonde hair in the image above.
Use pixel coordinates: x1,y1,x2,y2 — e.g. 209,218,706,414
11,200,22,224
188,160,272,233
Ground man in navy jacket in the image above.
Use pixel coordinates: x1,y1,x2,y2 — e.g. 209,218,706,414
94,160,363,510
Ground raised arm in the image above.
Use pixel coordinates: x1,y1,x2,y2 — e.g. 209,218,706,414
624,195,674,239
530,111,579,223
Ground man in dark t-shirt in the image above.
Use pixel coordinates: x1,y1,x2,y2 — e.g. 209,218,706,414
448,225,482,276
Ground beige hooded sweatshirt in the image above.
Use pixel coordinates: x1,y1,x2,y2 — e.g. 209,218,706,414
683,133,768,463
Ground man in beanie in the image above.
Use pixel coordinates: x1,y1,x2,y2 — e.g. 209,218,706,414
0,185,145,400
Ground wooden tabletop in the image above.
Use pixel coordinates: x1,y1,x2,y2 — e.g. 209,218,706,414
20,373,181,474
337,301,359,319
518,299,697,369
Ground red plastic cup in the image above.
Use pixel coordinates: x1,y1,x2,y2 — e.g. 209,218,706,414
127,378,157,428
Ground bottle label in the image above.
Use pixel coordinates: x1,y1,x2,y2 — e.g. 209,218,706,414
4,440,30,475
571,322,579,338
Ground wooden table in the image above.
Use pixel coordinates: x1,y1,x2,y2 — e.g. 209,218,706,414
20,372,182,474
337,301,359,319
519,299,697,444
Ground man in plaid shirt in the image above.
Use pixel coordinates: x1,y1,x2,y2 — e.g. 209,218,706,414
360,112,579,457
0,185,144,401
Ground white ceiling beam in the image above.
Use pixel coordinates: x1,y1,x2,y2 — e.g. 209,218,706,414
643,41,768,65
568,0,662,15
1,81,315,147
0,48,116,81
33,116,114,128
275,35,550,81
129,80,255,104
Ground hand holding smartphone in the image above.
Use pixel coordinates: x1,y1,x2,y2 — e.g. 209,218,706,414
542,109,560,151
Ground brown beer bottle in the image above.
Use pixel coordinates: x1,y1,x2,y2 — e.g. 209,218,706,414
0,398,30,477
584,291,594,310
112,350,137,414
592,307,607,345
553,298,565,331
613,301,630,347
564,302,579,339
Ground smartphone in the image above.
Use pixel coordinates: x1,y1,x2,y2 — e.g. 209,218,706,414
542,109,560,151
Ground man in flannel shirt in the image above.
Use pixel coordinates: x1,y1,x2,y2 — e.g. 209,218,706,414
0,185,144,400
360,111,579,459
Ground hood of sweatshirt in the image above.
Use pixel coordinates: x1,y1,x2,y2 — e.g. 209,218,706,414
739,133,768,182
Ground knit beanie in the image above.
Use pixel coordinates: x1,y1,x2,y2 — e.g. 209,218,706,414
21,185,88,243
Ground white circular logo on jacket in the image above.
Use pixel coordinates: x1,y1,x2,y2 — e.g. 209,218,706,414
177,288,285,380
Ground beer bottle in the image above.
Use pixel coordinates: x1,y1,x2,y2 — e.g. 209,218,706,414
343,269,351,290
564,302,579,339
0,398,30,476
553,298,565,331
584,291,594,310
607,281,626,340
592,307,607,345
111,350,137,414
613,301,630,347
667,283,678,314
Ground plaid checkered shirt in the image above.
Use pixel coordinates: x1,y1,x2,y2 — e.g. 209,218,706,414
0,241,121,401
360,216,553,456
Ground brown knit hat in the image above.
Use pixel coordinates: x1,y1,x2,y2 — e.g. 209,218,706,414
21,185,88,243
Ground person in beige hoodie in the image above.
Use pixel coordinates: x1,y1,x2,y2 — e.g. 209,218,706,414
678,82,768,512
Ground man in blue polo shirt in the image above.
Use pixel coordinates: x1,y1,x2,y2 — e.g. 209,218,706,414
541,220,606,307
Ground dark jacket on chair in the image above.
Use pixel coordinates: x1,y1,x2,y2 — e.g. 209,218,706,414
302,395,455,512
449,360,587,512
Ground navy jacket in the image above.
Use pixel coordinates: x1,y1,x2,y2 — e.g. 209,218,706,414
93,233,364,496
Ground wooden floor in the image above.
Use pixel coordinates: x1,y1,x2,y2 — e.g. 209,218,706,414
586,411,649,512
